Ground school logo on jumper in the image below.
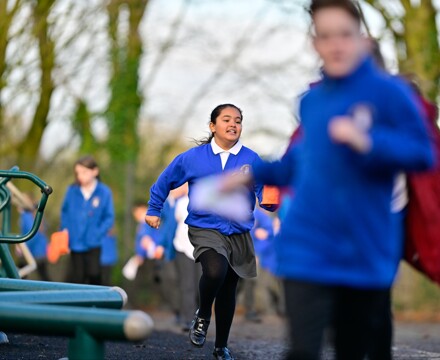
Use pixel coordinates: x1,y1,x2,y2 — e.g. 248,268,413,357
92,196,100,208
351,104,373,131
240,164,251,174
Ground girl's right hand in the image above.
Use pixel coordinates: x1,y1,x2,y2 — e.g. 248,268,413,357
145,215,161,229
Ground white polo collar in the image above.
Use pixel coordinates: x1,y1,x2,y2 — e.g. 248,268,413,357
210,138,242,155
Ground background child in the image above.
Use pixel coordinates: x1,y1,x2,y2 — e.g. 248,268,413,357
61,155,115,285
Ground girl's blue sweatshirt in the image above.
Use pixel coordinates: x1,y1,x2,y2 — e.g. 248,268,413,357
253,57,434,289
147,143,266,235
20,211,48,259
61,182,115,252
101,234,118,266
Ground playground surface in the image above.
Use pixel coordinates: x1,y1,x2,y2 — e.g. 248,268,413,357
1,310,440,360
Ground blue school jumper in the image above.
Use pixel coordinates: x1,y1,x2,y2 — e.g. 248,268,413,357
135,222,161,258
20,211,48,259
61,182,115,252
101,234,118,266
251,208,276,272
147,143,266,235
155,198,177,261
253,57,433,289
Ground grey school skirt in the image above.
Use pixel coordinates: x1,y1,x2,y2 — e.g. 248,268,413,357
188,226,257,279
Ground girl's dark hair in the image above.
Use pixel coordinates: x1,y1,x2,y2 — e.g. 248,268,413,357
194,104,243,146
369,37,386,70
74,155,100,181
309,0,361,25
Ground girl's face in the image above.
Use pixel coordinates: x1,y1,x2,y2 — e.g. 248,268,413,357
312,7,366,78
209,107,242,149
75,164,99,187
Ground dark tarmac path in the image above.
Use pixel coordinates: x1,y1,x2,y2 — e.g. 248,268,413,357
1,311,439,359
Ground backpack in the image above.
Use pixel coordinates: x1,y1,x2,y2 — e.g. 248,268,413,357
404,96,440,285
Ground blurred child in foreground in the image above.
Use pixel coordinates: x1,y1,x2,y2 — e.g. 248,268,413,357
221,1,434,359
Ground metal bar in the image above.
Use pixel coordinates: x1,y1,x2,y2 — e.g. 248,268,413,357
0,289,125,309
0,278,114,292
0,185,11,214
0,302,154,341
0,167,52,244
0,243,20,279
0,168,52,195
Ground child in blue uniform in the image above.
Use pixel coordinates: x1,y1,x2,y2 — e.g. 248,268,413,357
61,155,114,285
19,204,50,281
100,230,118,286
221,1,434,359
145,104,274,360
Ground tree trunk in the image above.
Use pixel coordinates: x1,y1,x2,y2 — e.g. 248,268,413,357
16,0,56,171
364,0,440,101
105,0,149,261
399,0,440,101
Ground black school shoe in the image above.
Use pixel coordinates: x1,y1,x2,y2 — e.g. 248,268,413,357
213,347,235,360
189,310,210,347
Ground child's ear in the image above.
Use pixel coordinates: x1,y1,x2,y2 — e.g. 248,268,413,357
209,122,216,134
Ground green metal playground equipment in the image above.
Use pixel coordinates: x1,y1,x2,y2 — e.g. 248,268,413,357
0,167,154,359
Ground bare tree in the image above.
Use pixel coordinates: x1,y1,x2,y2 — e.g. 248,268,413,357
363,0,440,101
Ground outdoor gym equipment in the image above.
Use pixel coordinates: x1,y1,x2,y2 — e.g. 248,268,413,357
0,167,154,359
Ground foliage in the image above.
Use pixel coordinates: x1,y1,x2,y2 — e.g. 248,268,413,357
0,1,439,308
362,0,440,101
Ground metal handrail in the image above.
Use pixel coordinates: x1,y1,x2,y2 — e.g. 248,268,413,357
0,167,53,244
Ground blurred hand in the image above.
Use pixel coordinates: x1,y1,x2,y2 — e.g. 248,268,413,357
219,171,253,193
328,116,371,154
254,228,269,240
135,255,144,266
140,236,154,251
145,215,160,229
154,246,165,260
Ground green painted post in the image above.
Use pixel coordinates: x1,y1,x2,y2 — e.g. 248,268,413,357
0,185,19,278
0,168,52,278
0,243,20,279
68,326,105,360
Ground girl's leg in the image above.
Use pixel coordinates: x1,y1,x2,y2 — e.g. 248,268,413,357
68,251,86,283
36,258,50,282
190,249,229,347
283,279,334,360
214,264,240,348
197,249,230,319
176,251,200,327
85,247,101,285
334,288,392,360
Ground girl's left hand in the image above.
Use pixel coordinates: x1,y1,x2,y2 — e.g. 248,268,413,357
145,215,161,229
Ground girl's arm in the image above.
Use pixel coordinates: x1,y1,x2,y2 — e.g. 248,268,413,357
60,188,71,231
252,147,298,187
331,81,434,172
147,154,187,218
97,188,115,241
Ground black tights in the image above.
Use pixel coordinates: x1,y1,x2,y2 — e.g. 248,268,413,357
68,248,102,285
283,279,392,360
198,249,240,348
